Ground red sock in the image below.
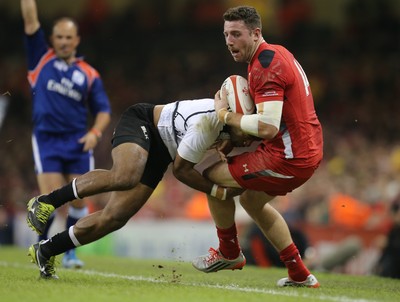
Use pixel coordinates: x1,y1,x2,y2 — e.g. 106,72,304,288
279,243,310,282
217,224,240,259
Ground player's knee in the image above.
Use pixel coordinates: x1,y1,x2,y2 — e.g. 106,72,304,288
111,173,138,190
108,218,127,232
239,194,251,209
101,211,129,232
239,193,260,214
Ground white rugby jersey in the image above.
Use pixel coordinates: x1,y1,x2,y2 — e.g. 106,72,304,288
157,98,224,163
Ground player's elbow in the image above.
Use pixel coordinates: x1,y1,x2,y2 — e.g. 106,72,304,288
257,124,279,140
240,115,279,141
173,155,196,183
109,172,139,191
172,167,186,183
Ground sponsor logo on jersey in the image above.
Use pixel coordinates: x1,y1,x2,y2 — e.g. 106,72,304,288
47,78,82,101
141,126,149,140
72,70,85,86
262,90,278,97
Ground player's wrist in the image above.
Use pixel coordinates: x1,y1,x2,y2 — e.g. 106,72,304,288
217,108,230,124
210,184,227,200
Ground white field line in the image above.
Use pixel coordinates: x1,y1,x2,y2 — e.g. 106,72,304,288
0,261,376,302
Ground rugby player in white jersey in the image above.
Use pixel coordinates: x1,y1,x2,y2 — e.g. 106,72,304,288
25,98,253,279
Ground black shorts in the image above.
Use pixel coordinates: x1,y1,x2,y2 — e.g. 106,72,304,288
112,103,172,189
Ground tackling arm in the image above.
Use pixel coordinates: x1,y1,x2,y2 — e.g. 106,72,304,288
21,0,40,35
173,154,229,200
173,153,244,200
173,154,216,196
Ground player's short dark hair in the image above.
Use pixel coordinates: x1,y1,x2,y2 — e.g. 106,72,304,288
52,17,80,34
223,6,262,31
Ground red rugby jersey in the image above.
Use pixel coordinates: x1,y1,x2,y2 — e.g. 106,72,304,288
248,42,323,166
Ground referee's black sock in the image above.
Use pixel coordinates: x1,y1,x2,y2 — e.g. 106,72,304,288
38,182,76,209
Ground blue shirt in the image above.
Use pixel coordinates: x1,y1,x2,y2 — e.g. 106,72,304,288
25,28,111,133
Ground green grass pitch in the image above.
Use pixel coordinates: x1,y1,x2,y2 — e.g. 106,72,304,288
0,246,399,302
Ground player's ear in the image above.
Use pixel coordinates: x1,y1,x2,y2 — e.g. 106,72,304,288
72,35,81,49
252,28,262,41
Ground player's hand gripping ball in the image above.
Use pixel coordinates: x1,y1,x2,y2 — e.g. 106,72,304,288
220,75,255,114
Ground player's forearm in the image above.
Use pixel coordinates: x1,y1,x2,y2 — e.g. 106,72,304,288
174,167,213,195
21,0,40,34
173,156,225,199
173,155,242,200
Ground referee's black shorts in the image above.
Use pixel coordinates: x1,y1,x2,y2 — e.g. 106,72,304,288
112,103,172,189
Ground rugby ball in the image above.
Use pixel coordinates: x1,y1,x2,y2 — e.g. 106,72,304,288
221,75,255,115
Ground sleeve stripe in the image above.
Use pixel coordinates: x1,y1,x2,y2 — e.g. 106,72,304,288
76,61,99,91
27,49,56,87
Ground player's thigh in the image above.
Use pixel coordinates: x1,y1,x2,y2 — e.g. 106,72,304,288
110,142,149,184
102,183,154,222
228,151,311,195
203,160,241,188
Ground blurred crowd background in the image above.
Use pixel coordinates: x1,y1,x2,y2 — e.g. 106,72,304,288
0,0,399,276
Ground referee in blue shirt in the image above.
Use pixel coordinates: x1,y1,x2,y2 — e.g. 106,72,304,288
21,0,111,269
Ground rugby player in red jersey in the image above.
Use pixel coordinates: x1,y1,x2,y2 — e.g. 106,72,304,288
192,6,323,288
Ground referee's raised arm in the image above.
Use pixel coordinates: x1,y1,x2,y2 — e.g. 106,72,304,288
21,0,40,35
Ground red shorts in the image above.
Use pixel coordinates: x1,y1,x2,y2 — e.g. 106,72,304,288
228,147,321,196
